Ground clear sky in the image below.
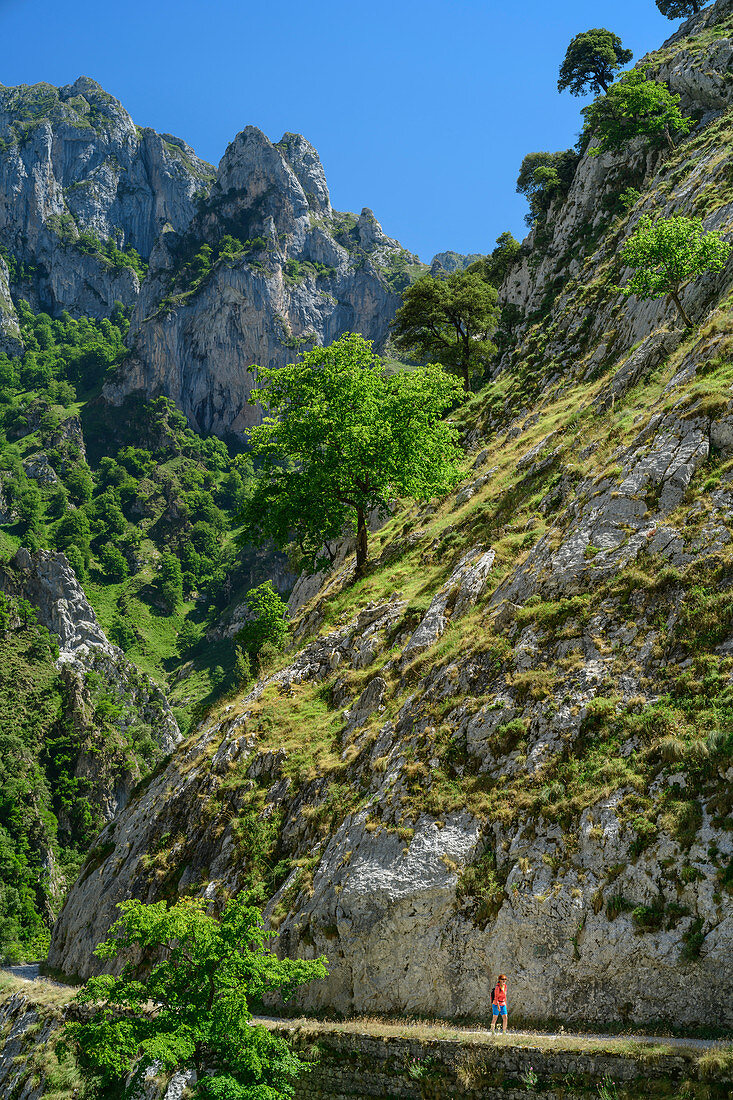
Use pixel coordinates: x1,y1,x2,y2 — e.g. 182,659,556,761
2,0,679,261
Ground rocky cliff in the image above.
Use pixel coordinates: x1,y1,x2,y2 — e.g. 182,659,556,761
0,77,214,325
1,546,179,760
0,547,179,921
104,127,425,435
48,1,733,1030
0,78,425,437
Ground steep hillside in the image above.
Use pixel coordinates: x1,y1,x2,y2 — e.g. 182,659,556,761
0,78,428,961
104,127,425,436
48,0,733,1028
0,556,177,963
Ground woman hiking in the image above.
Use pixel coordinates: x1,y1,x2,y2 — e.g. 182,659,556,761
490,973,508,1033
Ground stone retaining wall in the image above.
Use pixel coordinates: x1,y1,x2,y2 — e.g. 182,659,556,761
279,1030,731,1100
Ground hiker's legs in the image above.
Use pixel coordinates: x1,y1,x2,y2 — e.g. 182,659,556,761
490,1006,498,1032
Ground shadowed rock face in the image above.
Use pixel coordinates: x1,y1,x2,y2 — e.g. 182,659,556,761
0,76,214,318
0,255,22,355
104,125,421,437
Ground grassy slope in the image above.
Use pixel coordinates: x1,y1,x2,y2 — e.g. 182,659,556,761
160,72,733,936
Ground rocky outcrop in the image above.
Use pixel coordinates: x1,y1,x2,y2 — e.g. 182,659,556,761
0,548,180,825
104,127,422,436
499,0,733,359
430,250,483,274
0,79,420,436
0,77,213,318
0,254,22,355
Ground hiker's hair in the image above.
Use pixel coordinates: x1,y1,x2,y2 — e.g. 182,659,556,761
498,974,507,982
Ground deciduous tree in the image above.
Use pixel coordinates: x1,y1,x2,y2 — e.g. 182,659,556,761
392,270,499,389
516,150,579,224
583,69,690,154
241,334,463,577
61,894,328,1100
236,580,290,665
619,215,731,326
558,28,632,96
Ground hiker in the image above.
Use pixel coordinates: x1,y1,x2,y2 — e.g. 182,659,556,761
490,973,508,1033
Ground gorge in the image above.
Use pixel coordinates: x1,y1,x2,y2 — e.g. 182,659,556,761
1,0,733,1096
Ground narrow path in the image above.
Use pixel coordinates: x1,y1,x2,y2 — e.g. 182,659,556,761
255,1014,729,1052
3,967,728,1051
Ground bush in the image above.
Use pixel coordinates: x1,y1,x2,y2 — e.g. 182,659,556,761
176,619,202,656
65,542,87,581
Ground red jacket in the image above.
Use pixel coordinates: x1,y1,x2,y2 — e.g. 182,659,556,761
493,983,507,1006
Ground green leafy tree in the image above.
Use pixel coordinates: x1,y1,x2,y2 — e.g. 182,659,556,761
619,215,731,327
99,543,129,582
655,0,703,19
583,69,691,155
55,510,91,559
236,581,290,666
558,28,633,96
467,232,522,288
392,270,499,389
241,334,463,577
65,543,87,582
65,462,94,504
60,894,328,1099
516,149,579,224
159,552,183,611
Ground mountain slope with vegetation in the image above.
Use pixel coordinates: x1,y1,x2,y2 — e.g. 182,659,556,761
0,74,430,965
47,0,733,1031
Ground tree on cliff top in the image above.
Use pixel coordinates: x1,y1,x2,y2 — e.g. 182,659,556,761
240,334,463,578
558,28,633,96
655,0,703,19
583,69,690,155
391,270,500,389
61,894,328,1100
619,215,731,327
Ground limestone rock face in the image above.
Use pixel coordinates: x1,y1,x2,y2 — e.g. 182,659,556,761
0,77,214,318
500,1,733,361
0,548,180,824
430,250,483,274
0,255,22,355
104,126,420,436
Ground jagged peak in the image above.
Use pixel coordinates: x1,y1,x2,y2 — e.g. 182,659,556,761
277,131,331,214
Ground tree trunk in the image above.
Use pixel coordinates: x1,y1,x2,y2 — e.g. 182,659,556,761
664,125,675,153
355,507,368,577
462,335,471,391
598,75,609,93
670,289,693,328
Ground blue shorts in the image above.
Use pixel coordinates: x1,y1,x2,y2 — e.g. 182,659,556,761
492,1005,508,1016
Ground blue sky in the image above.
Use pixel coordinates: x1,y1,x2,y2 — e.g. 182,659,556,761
2,0,678,260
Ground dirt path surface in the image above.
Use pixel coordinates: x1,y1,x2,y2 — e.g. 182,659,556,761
3,967,728,1052
255,1014,729,1052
